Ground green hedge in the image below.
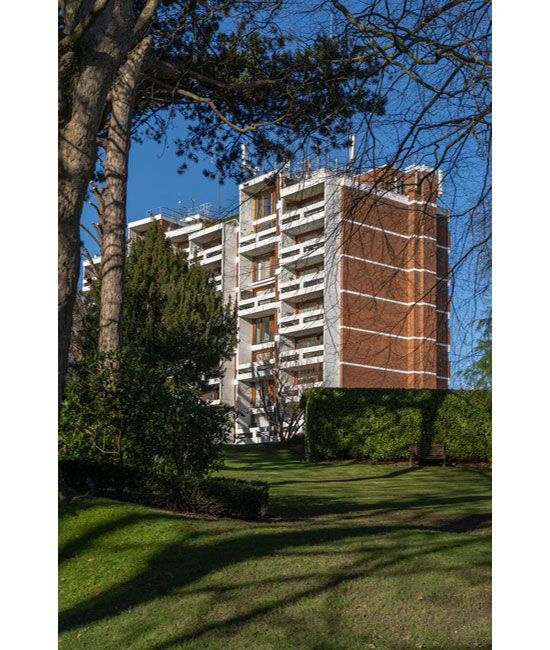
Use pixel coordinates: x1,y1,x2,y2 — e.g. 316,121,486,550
59,460,269,519
301,388,491,463
176,477,269,519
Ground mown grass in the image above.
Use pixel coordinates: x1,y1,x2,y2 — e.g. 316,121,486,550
59,445,491,649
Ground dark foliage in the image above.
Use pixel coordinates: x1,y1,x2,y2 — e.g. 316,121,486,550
59,459,269,519
59,349,232,481
176,476,269,519
76,224,237,388
302,387,491,463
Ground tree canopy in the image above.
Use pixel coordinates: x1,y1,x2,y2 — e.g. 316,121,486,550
76,223,236,387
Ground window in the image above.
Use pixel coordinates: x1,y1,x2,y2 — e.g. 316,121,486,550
254,220,276,233
296,333,323,349
254,285,274,297
296,298,323,314
393,177,404,194
202,387,220,401
253,349,274,363
254,188,276,220
253,316,274,344
296,263,323,278
201,238,222,250
254,254,275,281
252,381,275,407
284,192,324,212
296,229,323,244
252,414,271,428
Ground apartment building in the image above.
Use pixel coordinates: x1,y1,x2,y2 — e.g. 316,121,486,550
82,162,450,443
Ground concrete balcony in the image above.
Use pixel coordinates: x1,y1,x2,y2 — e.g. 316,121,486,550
235,426,278,443
194,243,223,267
279,272,325,301
282,381,323,400
279,308,324,335
214,274,223,291
280,344,324,369
237,360,274,381
279,239,325,268
238,291,278,318
280,201,325,235
239,225,278,256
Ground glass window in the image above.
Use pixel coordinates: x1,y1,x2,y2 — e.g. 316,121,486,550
296,333,323,349
254,316,274,344
296,299,323,313
254,220,276,233
253,381,275,406
254,285,274,297
254,189,276,219
296,263,323,278
254,254,275,281
297,229,323,243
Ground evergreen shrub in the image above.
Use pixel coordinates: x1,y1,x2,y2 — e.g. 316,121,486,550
59,349,232,482
59,460,269,519
302,387,491,463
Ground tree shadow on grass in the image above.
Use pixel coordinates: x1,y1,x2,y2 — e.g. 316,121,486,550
58,491,491,639
269,465,424,486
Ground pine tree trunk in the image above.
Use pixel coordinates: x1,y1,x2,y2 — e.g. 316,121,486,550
58,0,135,407
98,37,152,354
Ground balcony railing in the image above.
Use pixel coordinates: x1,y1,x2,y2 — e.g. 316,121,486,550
280,201,325,232
279,308,324,334
279,272,325,299
193,243,223,265
280,344,324,368
238,292,277,317
239,226,278,255
237,360,274,381
279,239,325,266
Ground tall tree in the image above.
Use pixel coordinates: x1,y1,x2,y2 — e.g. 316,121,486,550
59,0,160,406
76,223,237,387
99,36,154,354
59,0,385,401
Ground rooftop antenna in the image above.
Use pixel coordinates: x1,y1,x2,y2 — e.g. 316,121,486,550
313,142,321,171
190,198,195,215
348,134,356,163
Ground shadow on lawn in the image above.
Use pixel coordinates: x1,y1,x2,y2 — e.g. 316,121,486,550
59,492,491,643
269,465,424,487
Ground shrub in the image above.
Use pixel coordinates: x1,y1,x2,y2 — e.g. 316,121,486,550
432,390,492,462
59,349,233,483
302,387,491,463
59,460,269,520
176,477,269,519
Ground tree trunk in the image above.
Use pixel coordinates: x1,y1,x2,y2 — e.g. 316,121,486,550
98,37,153,354
58,0,135,407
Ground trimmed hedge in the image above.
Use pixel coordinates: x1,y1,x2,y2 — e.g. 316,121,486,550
301,388,491,463
59,460,269,519
176,477,269,519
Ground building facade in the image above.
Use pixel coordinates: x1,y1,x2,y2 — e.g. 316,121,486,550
83,163,450,443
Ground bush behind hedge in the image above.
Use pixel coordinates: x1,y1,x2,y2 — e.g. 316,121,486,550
302,388,491,463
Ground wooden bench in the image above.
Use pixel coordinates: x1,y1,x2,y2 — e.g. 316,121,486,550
408,443,446,466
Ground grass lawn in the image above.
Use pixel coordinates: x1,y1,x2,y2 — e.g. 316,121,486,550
59,445,491,649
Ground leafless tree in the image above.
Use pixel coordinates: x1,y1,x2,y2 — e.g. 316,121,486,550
254,343,319,441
